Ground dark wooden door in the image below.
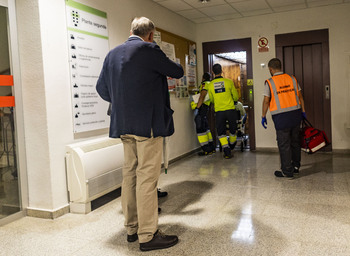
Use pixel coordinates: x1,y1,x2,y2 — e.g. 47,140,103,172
276,29,332,151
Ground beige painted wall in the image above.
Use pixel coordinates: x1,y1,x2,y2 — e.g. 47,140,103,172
196,3,350,151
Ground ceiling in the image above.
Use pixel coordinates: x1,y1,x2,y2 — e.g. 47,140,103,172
152,0,349,24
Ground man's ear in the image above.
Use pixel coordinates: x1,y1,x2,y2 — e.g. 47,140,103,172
148,31,154,42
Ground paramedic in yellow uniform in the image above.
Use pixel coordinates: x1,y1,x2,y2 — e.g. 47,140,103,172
191,72,216,155
208,64,239,159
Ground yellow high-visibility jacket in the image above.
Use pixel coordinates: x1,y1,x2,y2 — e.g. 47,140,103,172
208,76,238,112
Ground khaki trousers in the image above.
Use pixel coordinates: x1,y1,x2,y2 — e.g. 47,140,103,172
120,134,163,243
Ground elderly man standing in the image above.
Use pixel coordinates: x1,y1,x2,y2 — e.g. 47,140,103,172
96,17,183,251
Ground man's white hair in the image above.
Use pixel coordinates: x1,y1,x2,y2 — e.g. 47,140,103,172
131,17,155,37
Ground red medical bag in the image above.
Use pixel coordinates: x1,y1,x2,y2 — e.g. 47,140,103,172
301,119,330,153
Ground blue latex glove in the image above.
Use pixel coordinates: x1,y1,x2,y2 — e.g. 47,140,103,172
261,117,267,129
302,112,306,120
194,108,199,116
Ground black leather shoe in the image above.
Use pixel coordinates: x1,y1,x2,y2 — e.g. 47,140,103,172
158,207,161,213
139,230,178,251
157,189,168,198
223,147,232,159
274,170,294,179
127,233,138,242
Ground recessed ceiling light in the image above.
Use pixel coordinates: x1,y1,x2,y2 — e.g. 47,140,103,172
200,0,210,3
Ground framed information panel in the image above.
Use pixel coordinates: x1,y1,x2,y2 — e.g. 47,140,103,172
66,0,109,133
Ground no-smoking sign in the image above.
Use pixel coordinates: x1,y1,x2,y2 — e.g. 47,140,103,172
258,37,269,52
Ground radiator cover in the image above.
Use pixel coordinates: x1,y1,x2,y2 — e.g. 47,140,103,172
65,137,124,213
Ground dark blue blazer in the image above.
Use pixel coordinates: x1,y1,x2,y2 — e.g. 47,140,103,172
96,36,184,138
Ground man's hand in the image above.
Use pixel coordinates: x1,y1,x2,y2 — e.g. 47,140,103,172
302,112,306,120
191,101,197,110
261,116,267,129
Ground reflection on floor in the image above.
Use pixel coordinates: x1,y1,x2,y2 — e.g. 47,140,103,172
1,150,350,255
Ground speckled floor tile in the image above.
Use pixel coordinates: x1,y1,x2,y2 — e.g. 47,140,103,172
1,151,350,255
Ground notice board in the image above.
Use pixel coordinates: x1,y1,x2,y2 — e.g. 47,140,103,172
156,28,197,93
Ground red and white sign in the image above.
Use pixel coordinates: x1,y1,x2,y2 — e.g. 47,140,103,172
258,37,269,52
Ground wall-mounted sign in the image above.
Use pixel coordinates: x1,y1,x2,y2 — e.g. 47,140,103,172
258,37,269,53
66,0,110,133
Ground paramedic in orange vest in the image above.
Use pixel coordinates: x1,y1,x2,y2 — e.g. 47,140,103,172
262,58,306,178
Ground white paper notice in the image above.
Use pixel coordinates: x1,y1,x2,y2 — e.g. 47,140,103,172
192,93,209,103
189,44,196,65
161,41,176,62
66,0,110,133
186,63,197,87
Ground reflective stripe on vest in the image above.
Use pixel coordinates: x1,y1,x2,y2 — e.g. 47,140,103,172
267,74,300,115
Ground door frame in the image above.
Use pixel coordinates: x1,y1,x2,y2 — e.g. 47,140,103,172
0,0,28,225
275,29,332,151
202,38,255,150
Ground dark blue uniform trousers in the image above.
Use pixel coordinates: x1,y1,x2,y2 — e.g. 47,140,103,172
276,124,301,175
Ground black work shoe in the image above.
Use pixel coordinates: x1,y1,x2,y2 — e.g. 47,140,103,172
223,148,232,159
198,150,214,156
224,154,232,159
294,167,300,175
127,233,138,243
139,230,178,251
274,170,294,179
157,189,168,198
158,207,161,213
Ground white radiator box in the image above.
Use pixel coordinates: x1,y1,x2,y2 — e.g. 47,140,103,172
65,137,124,213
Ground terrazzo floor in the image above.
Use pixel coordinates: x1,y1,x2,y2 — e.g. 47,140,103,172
1,150,350,255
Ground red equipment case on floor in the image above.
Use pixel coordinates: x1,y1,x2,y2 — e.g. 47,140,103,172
301,119,330,153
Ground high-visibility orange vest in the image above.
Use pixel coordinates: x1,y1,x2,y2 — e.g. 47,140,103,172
265,73,300,115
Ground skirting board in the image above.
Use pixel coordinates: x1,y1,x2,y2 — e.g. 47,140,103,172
163,147,201,169
257,147,350,155
332,149,350,154
26,205,70,219
255,147,279,153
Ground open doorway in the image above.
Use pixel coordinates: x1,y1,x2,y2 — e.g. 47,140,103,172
212,52,250,151
202,38,255,150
